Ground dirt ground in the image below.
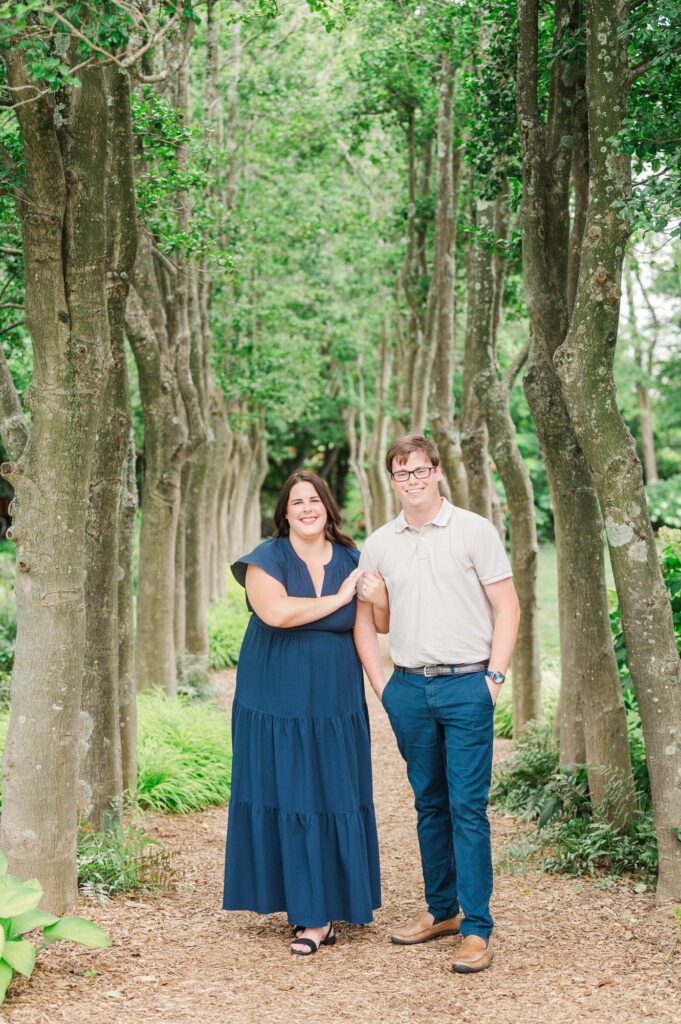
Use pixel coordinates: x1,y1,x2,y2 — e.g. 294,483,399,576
2,668,679,1024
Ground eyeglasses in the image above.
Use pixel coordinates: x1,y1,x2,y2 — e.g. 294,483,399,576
390,466,435,483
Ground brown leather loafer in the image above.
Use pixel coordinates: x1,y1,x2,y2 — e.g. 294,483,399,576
390,910,461,945
451,934,493,973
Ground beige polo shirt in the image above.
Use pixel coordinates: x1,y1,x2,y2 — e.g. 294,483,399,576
358,498,513,667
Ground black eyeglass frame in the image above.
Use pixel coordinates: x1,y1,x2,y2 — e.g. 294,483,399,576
389,466,436,483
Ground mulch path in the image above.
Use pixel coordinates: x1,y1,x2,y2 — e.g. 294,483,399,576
3,668,679,1024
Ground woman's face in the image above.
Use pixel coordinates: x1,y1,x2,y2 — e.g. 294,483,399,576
286,481,328,542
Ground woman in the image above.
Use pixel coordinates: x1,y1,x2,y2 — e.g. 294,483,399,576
223,471,382,956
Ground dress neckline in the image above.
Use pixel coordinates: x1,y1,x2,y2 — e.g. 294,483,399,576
284,536,337,598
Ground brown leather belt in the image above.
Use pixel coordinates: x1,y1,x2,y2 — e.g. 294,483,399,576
394,662,488,677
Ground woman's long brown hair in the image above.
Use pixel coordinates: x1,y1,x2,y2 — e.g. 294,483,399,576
273,471,357,549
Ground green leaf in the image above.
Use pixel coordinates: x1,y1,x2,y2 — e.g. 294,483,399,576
0,927,4,960
0,960,13,1004
0,853,7,876
0,883,42,918
42,917,111,949
1,939,36,978
9,909,59,939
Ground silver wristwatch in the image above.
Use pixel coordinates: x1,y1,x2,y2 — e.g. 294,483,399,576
485,670,505,685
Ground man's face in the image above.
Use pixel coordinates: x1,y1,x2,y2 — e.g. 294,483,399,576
389,450,442,514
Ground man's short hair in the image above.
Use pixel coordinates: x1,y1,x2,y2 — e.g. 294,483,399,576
385,434,441,475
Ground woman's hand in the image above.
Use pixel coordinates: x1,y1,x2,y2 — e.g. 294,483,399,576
338,567,363,605
358,570,388,610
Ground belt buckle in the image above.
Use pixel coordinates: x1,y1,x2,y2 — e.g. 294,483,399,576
424,665,436,677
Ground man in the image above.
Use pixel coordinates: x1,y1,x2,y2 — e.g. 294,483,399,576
354,434,520,974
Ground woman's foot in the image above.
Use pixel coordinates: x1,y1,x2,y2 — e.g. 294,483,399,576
290,922,335,956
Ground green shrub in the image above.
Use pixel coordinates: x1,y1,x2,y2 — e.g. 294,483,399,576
493,666,560,739
491,720,660,885
0,692,231,816
645,476,681,530
77,821,175,904
0,852,110,1004
207,588,250,670
491,721,561,816
135,690,231,813
540,809,658,883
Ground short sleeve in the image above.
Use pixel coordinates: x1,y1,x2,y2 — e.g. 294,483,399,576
358,536,376,573
470,518,513,585
344,545,360,568
231,539,286,589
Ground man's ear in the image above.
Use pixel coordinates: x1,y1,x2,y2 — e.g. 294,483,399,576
435,465,442,481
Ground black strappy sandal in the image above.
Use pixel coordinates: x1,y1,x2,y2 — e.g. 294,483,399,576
290,922,336,956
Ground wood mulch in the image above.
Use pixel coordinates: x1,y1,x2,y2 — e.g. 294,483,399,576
2,667,679,1024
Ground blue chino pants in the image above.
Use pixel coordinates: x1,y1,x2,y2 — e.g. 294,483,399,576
382,668,495,939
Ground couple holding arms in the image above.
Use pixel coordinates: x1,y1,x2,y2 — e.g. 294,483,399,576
223,434,520,974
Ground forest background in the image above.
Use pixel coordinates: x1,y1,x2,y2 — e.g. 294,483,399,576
0,0,679,1007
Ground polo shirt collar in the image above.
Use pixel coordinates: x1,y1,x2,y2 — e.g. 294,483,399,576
395,497,454,532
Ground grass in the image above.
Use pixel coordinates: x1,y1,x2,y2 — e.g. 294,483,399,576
0,690,232,816
135,689,232,813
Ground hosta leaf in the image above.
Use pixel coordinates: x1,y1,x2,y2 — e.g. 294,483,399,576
9,909,60,939
42,917,111,948
0,960,13,1003
0,885,42,918
1,939,36,978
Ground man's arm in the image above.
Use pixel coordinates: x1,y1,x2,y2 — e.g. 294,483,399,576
482,577,521,703
358,570,390,633
354,599,388,702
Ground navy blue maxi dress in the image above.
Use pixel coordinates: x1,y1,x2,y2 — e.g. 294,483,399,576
222,537,381,927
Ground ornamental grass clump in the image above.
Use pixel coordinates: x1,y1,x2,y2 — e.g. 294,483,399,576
136,690,232,813
77,822,176,904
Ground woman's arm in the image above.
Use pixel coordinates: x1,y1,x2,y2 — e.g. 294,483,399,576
245,564,362,628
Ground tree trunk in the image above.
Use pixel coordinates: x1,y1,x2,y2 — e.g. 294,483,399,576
366,313,395,527
79,65,137,829
182,269,211,679
461,201,494,521
0,60,109,912
470,198,542,732
118,429,138,795
126,30,205,694
174,461,190,680
126,276,184,695
625,266,658,484
554,0,681,899
517,0,634,818
429,105,468,508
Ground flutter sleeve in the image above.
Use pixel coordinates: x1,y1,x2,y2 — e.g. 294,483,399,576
230,539,286,589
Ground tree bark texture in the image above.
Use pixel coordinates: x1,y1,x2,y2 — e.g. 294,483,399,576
79,66,138,830
517,0,634,819
0,60,110,912
126,31,205,695
461,200,494,522
469,199,542,732
554,0,681,898
366,314,395,528
429,112,468,508
118,429,138,795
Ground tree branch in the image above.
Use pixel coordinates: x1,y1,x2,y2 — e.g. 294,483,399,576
504,342,529,388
